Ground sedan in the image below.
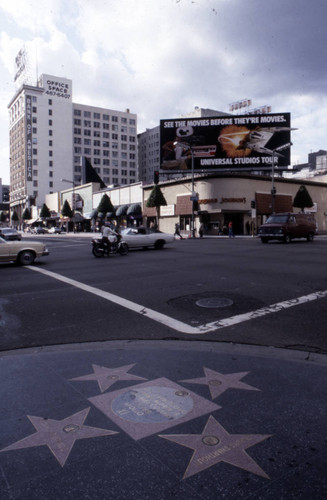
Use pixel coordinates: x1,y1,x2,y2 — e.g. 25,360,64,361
0,236,49,265
120,227,175,250
48,226,66,234
0,228,22,241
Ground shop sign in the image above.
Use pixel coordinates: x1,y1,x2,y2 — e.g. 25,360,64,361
160,205,175,216
220,197,246,204
198,198,218,204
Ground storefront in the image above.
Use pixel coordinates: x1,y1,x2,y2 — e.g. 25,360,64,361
142,173,327,236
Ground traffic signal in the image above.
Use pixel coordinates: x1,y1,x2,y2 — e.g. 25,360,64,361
251,200,256,208
154,171,159,184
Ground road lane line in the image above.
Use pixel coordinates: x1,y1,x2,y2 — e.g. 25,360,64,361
27,267,327,335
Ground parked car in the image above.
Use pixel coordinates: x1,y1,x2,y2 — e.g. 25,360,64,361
33,226,48,234
48,226,66,234
258,213,316,243
0,228,22,241
120,227,175,249
0,236,49,265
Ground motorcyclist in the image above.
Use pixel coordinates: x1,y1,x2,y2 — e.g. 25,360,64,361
101,222,119,255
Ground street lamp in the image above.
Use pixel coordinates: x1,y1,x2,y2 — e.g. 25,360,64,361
174,139,197,237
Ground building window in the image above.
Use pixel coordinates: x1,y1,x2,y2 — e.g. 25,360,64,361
49,120,53,126
49,150,53,157
74,109,81,116
49,109,52,116
32,127,37,134
93,112,100,119
84,138,91,145
84,111,91,118
84,130,91,136
49,171,53,177
49,181,53,188
49,140,53,146
103,114,109,121
84,120,91,127
94,122,100,128
102,123,109,130
49,161,53,167
32,96,37,102
103,159,110,166
112,116,118,122
33,149,38,155
74,119,81,125
93,140,101,146
74,128,81,135
84,148,91,154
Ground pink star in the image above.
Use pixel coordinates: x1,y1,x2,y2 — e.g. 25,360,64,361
160,415,271,479
180,367,260,399
70,363,147,392
1,408,118,466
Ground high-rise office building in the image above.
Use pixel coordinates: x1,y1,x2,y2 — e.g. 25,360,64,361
8,74,137,217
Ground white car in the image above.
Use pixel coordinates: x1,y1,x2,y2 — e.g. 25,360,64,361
0,236,49,265
120,227,175,250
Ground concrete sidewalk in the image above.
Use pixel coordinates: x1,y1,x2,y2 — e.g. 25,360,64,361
1,340,326,499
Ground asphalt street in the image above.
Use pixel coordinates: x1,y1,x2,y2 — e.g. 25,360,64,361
1,234,327,499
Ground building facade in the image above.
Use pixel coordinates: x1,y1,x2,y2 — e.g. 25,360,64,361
142,173,327,236
8,73,137,220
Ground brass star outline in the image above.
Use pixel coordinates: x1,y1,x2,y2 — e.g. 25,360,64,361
70,363,148,392
180,367,260,399
159,415,272,479
0,408,118,467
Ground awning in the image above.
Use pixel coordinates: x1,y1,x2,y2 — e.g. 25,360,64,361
116,204,129,216
72,212,84,222
127,203,142,216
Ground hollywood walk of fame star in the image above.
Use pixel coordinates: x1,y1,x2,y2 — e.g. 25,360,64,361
0,408,118,467
70,363,147,393
159,415,272,479
180,367,260,399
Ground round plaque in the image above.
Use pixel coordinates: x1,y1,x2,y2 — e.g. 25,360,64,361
111,386,194,423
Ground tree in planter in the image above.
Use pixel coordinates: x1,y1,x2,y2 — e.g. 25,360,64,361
61,199,73,232
61,199,73,218
22,207,32,221
11,210,19,227
40,203,51,219
97,194,114,219
22,207,32,231
293,185,313,212
146,185,167,228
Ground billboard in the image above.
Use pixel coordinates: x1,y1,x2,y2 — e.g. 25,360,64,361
160,113,292,171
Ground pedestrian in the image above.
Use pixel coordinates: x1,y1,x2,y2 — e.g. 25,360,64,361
228,221,234,238
246,220,250,235
199,223,204,238
174,223,183,239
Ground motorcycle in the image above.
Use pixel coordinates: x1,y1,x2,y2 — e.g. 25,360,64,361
91,233,129,257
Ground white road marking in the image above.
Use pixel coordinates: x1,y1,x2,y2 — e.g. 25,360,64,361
27,267,327,335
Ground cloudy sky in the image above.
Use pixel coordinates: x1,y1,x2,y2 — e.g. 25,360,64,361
0,0,326,184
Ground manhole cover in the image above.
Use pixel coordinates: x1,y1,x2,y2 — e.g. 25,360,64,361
196,297,233,309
